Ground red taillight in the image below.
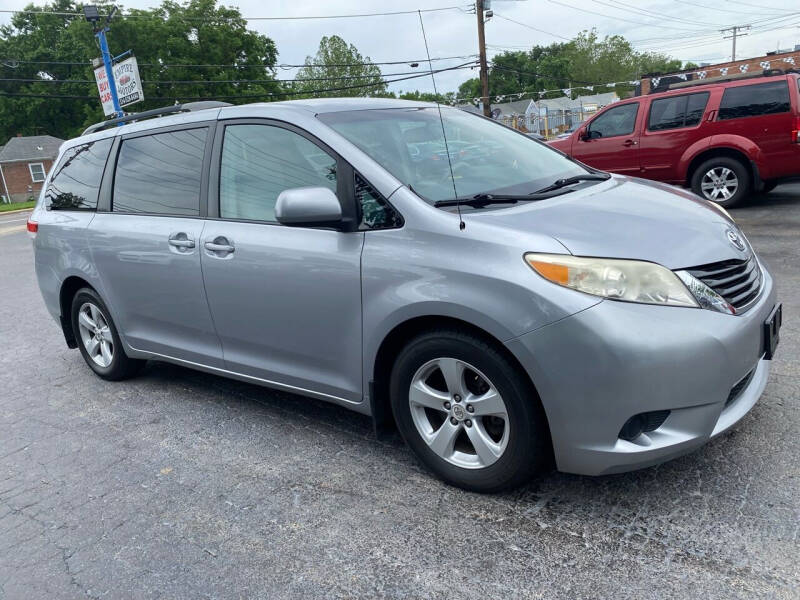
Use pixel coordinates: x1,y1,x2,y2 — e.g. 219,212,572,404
792,116,800,143
26,219,38,233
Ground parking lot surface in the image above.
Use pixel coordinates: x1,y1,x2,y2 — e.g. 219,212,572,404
1,188,798,599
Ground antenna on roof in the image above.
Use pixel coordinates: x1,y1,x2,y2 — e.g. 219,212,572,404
418,10,464,231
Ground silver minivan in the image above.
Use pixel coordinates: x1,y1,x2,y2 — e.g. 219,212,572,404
30,99,781,492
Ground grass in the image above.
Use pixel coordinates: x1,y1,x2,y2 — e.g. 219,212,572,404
0,200,36,212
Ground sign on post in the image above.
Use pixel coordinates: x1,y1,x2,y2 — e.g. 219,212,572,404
93,56,144,116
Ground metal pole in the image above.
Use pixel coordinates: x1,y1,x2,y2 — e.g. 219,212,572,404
96,27,123,121
476,0,491,117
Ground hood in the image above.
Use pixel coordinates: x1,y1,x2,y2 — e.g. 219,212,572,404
466,176,751,270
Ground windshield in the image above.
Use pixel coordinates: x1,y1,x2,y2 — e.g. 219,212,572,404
318,107,588,205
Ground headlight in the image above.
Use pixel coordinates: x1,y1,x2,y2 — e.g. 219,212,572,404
524,253,699,308
675,270,735,314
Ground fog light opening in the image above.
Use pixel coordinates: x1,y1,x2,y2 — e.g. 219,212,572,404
619,410,671,442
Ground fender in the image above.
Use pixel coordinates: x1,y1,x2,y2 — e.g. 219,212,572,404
678,134,765,182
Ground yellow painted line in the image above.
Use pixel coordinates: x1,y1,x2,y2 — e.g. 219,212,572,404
0,225,26,236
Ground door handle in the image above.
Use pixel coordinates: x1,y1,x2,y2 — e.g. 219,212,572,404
168,232,195,251
204,237,235,255
623,139,638,147
168,238,195,248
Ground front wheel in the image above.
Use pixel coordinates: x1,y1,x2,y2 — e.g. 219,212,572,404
390,330,550,492
691,157,750,208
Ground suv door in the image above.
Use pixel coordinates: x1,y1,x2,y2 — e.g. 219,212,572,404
200,120,364,403
639,91,710,183
88,123,224,367
571,101,642,174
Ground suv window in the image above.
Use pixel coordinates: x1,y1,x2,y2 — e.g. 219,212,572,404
113,128,207,215
46,137,113,210
719,80,791,120
219,124,337,222
588,103,639,138
648,92,709,131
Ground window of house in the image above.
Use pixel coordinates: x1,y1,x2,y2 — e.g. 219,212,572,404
648,92,709,131
113,128,207,215
719,81,791,120
46,138,113,210
219,124,337,222
355,173,402,230
28,163,46,183
588,103,639,138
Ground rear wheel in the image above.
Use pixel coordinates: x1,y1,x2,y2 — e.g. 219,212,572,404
71,288,145,380
691,156,750,208
390,329,549,492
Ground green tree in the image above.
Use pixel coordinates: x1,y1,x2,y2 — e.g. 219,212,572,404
0,0,279,140
293,35,386,98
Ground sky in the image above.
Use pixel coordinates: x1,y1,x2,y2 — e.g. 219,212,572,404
1,0,799,97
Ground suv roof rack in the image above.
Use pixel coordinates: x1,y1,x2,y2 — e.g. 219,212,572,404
82,101,233,136
651,68,799,94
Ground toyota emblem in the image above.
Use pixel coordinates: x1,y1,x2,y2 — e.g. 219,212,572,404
726,229,746,252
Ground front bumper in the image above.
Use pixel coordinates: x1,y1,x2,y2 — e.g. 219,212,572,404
506,265,777,476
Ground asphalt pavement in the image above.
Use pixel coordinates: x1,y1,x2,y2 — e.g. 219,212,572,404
1,187,798,599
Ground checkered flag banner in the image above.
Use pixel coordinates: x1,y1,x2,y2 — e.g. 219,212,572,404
759,61,771,69
783,57,796,65
651,77,661,87
697,71,707,79
720,67,729,76
739,64,749,73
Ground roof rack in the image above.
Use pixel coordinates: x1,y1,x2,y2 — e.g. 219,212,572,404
82,101,233,136
651,68,799,94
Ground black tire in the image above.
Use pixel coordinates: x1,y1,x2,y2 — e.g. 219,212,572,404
690,156,751,208
761,181,778,194
70,287,146,381
389,329,550,493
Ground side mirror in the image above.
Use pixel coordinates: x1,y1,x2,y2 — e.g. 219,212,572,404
275,187,343,228
579,128,590,141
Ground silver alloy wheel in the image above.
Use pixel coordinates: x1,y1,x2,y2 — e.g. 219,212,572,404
77,302,114,368
408,357,509,469
700,166,739,202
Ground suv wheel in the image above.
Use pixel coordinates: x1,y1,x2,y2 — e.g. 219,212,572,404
71,288,145,380
389,330,549,492
691,157,750,208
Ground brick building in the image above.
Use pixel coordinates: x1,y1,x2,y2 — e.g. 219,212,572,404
640,48,800,95
0,135,64,203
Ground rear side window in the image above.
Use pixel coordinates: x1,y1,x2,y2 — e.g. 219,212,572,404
648,92,709,131
588,103,639,138
219,124,337,222
46,138,113,210
113,128,207,215
719,81,791,120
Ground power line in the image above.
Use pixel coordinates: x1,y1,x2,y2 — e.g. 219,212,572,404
0,55,477,69
591,0,710,27
545,0,716,32
0,5,470,21
492,13,571,41
0,63,474,101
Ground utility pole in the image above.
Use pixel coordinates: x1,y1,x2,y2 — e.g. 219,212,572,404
476,0,491,117
721,24,751,62
84,5,123,122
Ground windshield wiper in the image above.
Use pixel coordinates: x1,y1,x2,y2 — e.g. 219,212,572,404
434,187,577,208
532,173,611,195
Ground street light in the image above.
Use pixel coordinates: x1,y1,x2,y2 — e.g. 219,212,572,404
83,5,101,24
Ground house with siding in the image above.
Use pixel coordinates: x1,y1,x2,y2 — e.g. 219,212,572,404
0,135,64,203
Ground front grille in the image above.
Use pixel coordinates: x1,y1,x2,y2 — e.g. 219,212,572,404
687,256,762,312
726,368,755,407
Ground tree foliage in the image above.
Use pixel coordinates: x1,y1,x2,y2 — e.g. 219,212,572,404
0,0,279,140
458,30,682,102
293,35,386,98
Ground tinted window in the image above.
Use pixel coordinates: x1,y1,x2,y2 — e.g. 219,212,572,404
355,173,401,230
46,138,113,210
648,92,709,131
719,81,791,120
113,128,207,215
589,103,639,138
219,125,337,222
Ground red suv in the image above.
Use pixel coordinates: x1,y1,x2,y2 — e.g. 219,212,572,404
548,71,800,207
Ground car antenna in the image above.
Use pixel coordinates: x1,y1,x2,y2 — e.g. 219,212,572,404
418,10,465,231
